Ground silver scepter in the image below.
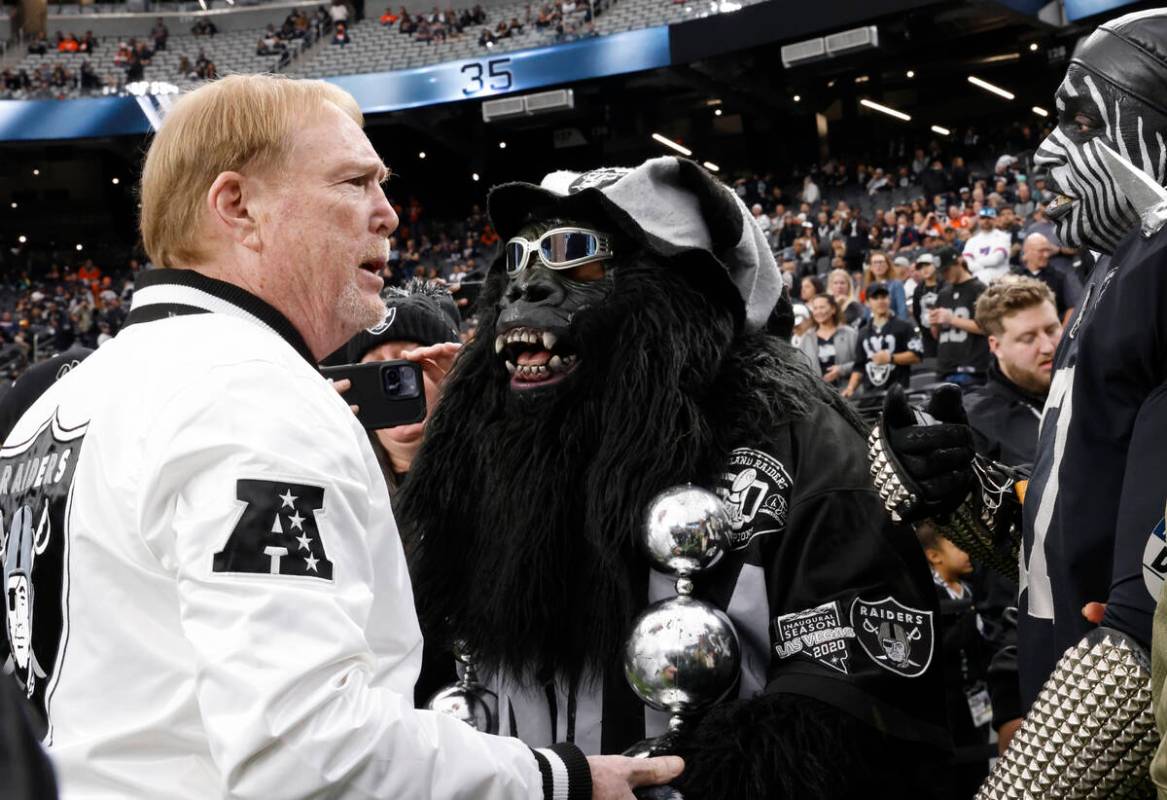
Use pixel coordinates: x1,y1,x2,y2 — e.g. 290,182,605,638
425,639,500,734
622,485,742,757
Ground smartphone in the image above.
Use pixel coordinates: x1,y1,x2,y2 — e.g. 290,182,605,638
320,360,426,430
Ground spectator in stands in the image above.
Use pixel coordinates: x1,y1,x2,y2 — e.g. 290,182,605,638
830,269,868,328
330,0,351,26
151,18,169,51
964,276,1061,466
930,251,990,389
962,208,1011,284
191,18,218,36
911,253,944,359
798,275,823,305
380,6,400,24
58,33,79,53
80,31,97,53
799,174,821,206
842,282,922,398
951,155,970,190
1014,232,1077,322
1013,181,1035,219
798,293,856,390
478,27,497,46
79,60,101,90
862,251,908,320
27,32,49,56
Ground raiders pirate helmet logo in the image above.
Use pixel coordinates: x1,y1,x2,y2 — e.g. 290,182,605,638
567,167,633,194
850,596,934,678
366,307,397,336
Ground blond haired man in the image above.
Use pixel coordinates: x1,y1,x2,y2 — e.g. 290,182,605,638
0,75,679,799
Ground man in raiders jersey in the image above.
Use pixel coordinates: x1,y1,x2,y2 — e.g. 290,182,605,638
875,10,1167,797
399,158,951,799
841,282,922,398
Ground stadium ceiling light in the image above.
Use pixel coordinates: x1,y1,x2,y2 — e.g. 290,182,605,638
1029,42,1039,52
75,244,83,251
827,79,836,88
651,133,693,157
714,108,723,116
1032,106,1049,117
859,98,911,122
967,75,1015,100
906,70,915,78
18,235,27,243
980,53,1020,64
418,151,426,159
472,173,480,181
111,177,120,185
854,75,870,84
793,95,801,102
931,125,951,136
197,0,207,9
702,161,720,172
10,202,16,209
705,98,722,106
498,141,507,149
32,169,39,176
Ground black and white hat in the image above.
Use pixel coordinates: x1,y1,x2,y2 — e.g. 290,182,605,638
488,156,782,333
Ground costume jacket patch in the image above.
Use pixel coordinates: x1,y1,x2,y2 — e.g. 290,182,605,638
772,601,855,674
1142,504,1167,602
851,596,934,678
714,447,792,550
213,480,334,581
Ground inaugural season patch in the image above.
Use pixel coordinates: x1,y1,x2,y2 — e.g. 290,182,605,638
851,596,934,678
714,448,792,550
773,601,854,674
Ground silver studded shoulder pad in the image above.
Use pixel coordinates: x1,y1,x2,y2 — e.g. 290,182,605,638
976,627,1158,800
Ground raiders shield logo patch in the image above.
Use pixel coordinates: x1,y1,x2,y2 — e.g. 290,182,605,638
213,480,334,581
1142,505,1167,602
773,601,855,674
851,596,934,678
714,448,792,550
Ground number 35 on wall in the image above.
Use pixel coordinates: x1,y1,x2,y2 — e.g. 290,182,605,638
461,58,514,96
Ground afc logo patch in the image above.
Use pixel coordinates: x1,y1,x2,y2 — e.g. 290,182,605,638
213,480,334,581
714,448,792,550
851,596,934,678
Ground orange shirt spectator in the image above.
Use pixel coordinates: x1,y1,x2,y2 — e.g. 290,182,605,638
479,225,499,248
59,35,80,53
380,7,400,24
77,261,102,284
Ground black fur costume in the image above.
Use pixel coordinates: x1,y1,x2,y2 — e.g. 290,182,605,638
399,164,950,798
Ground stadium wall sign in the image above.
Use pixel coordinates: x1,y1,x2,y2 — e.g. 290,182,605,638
0,26,671,143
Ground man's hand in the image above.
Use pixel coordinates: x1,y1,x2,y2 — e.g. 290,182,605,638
871,350,892,366
1082,602,1107,625
822,365,840,383
928,307,953,327
587,755,684,800
840,384,856,398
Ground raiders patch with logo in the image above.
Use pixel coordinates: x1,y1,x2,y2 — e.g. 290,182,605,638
212,479,334,581
714,447,792,549
772,601,854,674
851,596,934,678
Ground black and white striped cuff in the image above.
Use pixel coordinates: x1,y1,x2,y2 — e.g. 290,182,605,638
532,743,591,800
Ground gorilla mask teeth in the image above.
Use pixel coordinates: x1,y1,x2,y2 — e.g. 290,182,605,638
497,325,580,389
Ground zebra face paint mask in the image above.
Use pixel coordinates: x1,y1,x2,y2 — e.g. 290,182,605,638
1034,8,1167,255
1034,65,1167,254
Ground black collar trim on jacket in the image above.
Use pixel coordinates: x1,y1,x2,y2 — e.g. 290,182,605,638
987,360,1046,409
126,268,317,367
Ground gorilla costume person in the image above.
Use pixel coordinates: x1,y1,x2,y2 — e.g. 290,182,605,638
870,10,1167,797
398,157,951,798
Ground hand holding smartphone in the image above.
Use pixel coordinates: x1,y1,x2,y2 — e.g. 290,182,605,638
321,360,426,430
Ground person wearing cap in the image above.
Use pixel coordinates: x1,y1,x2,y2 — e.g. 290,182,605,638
398,156,951,799
961,207,1011,284
929,250,990,389
842,281,923,399
910,253,945,359
333,280,461,501
0,74,683,800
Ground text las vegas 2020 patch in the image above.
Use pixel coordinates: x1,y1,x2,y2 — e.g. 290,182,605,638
772,601,855,674
851,596,934,678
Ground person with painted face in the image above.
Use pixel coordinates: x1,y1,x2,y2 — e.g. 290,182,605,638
869,10,1167,797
